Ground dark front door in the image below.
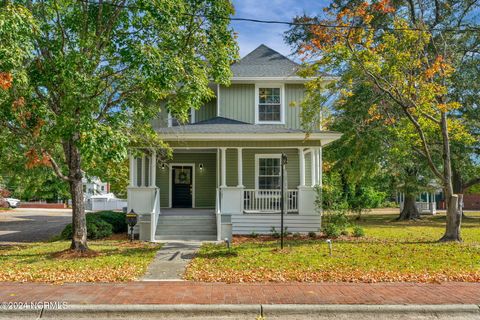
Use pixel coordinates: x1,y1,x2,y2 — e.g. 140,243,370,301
172,166,193,208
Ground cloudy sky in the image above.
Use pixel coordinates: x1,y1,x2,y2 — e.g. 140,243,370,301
231,0,330,58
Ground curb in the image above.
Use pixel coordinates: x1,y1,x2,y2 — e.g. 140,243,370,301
0,304,478,319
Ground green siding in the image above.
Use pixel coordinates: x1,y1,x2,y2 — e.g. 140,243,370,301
285,84,304,129
218,83,305,129
226,149,238,186
220,84,255,122
195,99,217,122
242,149,300,189
156,152,217,208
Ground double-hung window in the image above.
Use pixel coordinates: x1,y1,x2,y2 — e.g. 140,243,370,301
256,84,284,124
255,154,281,190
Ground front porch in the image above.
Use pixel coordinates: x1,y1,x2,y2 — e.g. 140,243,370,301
127,145,324,241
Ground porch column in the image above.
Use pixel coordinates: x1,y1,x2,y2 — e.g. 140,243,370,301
220,147,227,187
318,147,323,188
150,149,156,187
141,154,146,187
129,151,135,187
310,149,316,186
237,148,243,187
299,148,305,187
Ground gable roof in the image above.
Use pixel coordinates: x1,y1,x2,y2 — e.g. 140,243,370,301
230,44,300,78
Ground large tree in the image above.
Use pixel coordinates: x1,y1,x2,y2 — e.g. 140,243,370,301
286,0,479,241
0,1,237,251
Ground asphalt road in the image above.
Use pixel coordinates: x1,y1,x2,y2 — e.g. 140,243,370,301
0,208,72,243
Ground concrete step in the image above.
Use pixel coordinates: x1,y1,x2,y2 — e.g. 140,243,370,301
155,234,217,241
156,230,216,236
157,226,217,233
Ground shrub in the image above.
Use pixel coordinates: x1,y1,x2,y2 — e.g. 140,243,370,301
250,231,259,238
270,227,280,238
340,230,349,236
60,213,114,240
322,224,341,238
292,232,301,238
95,211,127,233
308,231,316,238
352,225,365,237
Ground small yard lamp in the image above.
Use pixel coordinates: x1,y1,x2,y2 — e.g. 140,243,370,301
126,209,138,242
326,239,332,256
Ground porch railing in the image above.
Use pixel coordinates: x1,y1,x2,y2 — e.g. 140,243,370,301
150,188,160,241
243,189,298,213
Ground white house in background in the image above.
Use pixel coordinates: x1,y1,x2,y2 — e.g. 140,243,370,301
127,45,342,241
82,176,109,198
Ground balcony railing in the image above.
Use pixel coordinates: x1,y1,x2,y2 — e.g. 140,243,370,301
243,189,298,213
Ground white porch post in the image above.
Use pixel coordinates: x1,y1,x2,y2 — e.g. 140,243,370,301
310,149,316,186
318,147,323,188
299,148,305,187
237,148,243,187
150,149,156,187
129,151,135,187
220,147,227,187
141,154,145,187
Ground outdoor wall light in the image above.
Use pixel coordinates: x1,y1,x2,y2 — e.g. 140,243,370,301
199,163,204,170
161,163,166,170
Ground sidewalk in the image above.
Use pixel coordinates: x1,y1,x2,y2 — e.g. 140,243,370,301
0,282,479,305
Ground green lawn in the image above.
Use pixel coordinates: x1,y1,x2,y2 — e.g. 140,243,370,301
0,240,160,283
185,211,480,283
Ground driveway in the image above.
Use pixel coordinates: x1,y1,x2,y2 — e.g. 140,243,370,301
0,208,72,243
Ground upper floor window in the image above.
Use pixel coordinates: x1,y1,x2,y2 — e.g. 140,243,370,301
255,84,284,124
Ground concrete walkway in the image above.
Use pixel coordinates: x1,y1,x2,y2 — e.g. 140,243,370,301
142,242,201,280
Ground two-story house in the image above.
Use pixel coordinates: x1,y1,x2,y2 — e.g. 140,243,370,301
127,45,341,241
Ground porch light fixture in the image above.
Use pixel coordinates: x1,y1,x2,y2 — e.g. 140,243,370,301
199,163,204,171
161,163,166,170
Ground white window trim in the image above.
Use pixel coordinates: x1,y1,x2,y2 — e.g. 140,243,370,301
255,154,282,193
255,83,285,124
168,107,195,127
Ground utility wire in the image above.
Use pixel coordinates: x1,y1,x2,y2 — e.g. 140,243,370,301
77,0,480,33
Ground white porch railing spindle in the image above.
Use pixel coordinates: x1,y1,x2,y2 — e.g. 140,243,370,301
243,189,298,213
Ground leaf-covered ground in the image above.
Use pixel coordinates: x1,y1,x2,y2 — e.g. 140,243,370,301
185,210,480,283
0,240,160,283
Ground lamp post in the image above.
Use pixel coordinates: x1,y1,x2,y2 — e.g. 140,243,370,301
280,153,288,249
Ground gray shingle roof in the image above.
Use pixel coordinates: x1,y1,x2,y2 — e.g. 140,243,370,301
157,117,332,135
230,44,300,78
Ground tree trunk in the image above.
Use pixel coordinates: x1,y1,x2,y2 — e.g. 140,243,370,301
63,137,88,251
452,166,465,218
439,112,462,242
69,178,88,251
439,193,462,242
397,194,420,220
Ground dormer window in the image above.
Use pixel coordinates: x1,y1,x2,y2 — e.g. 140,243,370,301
255,84,284,124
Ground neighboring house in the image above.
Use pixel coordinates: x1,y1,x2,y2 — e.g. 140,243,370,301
127,45,342,241
82,177,109,198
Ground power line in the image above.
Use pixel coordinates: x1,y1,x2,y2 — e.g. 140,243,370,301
76,0,480,34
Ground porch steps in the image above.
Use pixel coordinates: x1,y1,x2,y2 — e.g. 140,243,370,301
155,215,217,241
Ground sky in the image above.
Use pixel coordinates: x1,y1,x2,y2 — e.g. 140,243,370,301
231,0,330,58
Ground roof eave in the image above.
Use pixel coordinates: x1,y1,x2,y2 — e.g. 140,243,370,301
159,132,343,145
